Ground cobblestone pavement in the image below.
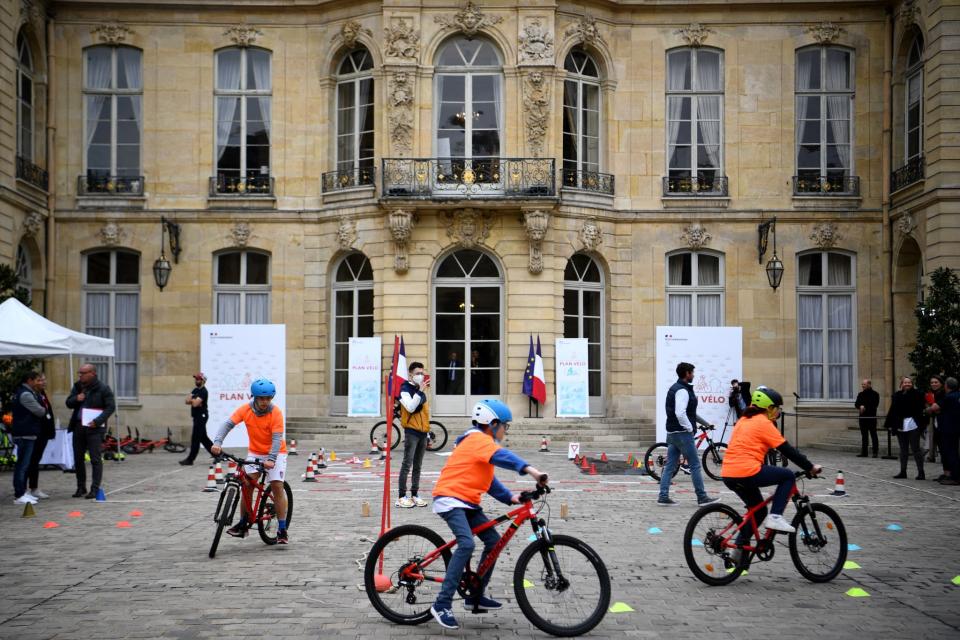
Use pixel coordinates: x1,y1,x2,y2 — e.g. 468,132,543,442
1,441,958,640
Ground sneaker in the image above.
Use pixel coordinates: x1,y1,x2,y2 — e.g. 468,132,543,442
226,523,250,538
938,478,960,486
762,514,796,533
13,495,37,505
277,529,289,545
657,497,678,506
430,606,459,630
464,596,502,611
697,496,720,506
892,472,907,479
28,489,50,500
84,489,98,499
679,463,691,475
396,496,415,508
723,547,743,570
179,459,194,466
412,496,429,508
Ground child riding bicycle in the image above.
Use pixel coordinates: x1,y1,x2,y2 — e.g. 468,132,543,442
429,399,547,630
210,378,290,545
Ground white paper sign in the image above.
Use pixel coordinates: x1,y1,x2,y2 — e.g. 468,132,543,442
655,327,743,442
81,408,103,426
555,338,590,417
567,442,580,459
200,324,286,447
348,337,382,416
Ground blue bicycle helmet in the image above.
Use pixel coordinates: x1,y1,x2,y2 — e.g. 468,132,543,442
472,399,513,427
250,378,276,398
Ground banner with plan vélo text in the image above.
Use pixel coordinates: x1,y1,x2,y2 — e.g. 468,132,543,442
348,337,382,416
555,338,589,417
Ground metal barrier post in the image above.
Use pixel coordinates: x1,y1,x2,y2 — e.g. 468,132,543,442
882,427,897,460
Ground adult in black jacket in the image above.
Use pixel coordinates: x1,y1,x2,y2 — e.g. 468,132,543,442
65,363,116,498
11,371,47,504
25,373,56,499
883,376,927,480
854,379,881,457
179,372,213,465
936,378,960,485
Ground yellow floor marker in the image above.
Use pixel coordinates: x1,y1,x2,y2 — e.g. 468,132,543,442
843,560,861,570
846,587,870,597
609,602,634,613
522,579,535,588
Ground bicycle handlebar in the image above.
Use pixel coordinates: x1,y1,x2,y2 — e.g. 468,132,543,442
213,452,266,471
518,474,550,503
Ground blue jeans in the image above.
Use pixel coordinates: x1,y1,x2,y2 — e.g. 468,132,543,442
13,438,36,498
658,431,709,501
434,507,500,611
398,428,428,498
723,465,797,544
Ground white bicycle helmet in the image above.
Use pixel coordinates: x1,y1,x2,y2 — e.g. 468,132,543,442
471,399,513,427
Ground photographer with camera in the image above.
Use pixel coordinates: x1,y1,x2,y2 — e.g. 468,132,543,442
729,379,747,419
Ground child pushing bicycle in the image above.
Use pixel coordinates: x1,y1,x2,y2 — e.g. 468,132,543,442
429,399,547,630
210,378,290,545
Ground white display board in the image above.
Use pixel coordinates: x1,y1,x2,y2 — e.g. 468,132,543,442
200,324,286,447
555,338,590,417
655,327,742,442
347,336,382,416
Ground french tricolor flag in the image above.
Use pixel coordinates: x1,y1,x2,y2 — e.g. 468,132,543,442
532,336,546,404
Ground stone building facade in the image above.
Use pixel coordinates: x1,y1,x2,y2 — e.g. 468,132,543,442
1,1,957,435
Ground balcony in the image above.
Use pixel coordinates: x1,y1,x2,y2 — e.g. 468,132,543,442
562,168,615,195
209,174,274,197
16,156,48,191
792,174,860,196
381,157,555,200
78,174,144,196
891,155,924,193
663,175,728,197
321,166,376,193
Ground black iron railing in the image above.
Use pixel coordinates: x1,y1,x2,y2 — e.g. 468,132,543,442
16,156,48,191
891,155,924,193
382,157,555,198
322,166,376,193
793,174,860,196
562,168,615,195
209,174,274,196
78,174,144,196
663,175,728,196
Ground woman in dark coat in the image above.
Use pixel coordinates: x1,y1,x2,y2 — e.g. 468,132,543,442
884,376,928,480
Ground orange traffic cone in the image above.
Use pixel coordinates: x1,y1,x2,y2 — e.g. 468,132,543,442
626,453,634,465
370,438,381,455
589,463,598,476
580,456,590,470
317,448,327,469
202,465,218,492
539,437,550,452
573,454,581,465
600,452,608,463
831,470,847,496
289,439,298,455
214,462,225,486
303,456,317,482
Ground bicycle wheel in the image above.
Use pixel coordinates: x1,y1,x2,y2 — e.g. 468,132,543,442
120,443,139,455
257,481,294,545
364,524,451,625
643,443,676,481
514,534,611,637
683,503,747,586
164,442,187,453
371,421,402,451
701,443,728,481
789,503,847,582
209,483,239,559
425,421,448,452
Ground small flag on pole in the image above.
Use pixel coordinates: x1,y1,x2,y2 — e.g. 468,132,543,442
532,335,547,404
388,336,408,398
522,335,536,399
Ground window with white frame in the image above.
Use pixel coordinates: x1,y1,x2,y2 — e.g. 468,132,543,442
15,242,32,304
214,250,271,323
563,253,604,398
666,48,723,194
84,250,140,399
797,251,856,400
17,30,34,162
666,251,724,326
215,47,272,193
336,48,374,186
84,46,142,183
795,46,855,193
905,34,923,163
563,50,601,188
332,252,374,396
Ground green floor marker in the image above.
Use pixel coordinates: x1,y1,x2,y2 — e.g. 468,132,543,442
952,576,960,586
843,560,861,570
523,579,535,588
609,602,634,613
846,587,870,597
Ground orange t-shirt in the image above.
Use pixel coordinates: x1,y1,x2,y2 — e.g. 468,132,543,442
721,413,786,478
432,431,501,506
229,403,287,456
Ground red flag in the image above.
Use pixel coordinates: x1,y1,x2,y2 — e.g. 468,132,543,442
532,336,547,404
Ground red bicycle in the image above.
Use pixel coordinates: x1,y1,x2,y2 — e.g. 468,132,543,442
120,428,186,454
683,470,847,585
644,424,727,481
364,479,611,637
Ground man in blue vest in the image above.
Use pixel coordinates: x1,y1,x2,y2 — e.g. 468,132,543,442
658,362,719,506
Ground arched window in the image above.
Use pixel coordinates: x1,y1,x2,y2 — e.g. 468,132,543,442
563,49,601,190
564,253,604,407
665,48,724,194
332,252,374,399
214,250,271,323
83,250,140,398
15,242,32,304
334,48,374,188
17,30,34,162
666,251,723,326
83,45,142,194
905,34,923,164
214,47,272,194
797,251,856,400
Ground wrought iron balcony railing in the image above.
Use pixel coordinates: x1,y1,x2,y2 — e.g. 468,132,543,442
663,175,728,196
382,157,555,199
562,168,615,195
78,174,144,196
322,166,376,193
16,156,48,191
891,155,924,193
793,174,860,196
209,174,274,196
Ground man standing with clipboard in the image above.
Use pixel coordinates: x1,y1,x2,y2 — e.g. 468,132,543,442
66,363,116,498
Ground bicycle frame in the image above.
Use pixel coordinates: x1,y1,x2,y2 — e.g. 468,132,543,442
717,482,815,554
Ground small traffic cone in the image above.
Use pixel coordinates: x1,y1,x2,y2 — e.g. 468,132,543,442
831,470,847,497
626,453,634,465
539,437,550,452
303,457,317,482
289,439,298,455
589,463,598,476
600,452,609,463
317,448,327,469
214,462,225,486
370,438,380,455
580,456,590,470
21,502,36,518
361,501,371,517
95,488,106,502
363,458,372,468
329,450,337,462
351,455,362,464
202,465,218,492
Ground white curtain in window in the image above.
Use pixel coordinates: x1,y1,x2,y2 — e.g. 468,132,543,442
668,294,692,326
907,73,922,105
667,97,684,155
115,293,139,398
85,48,111,158
491,75,501,147
668,255,685,286
85,96,108,160
250,53,272,139
796,51,816,90
697,294,722,326
85,293,110,333
121,51,142,127
826,96,850,169
217,293,241,324
798,295,823,398
798,255,813,286
668,52,689,91
697,255,720,286
697,96,721,169
696,52,721,91
827,253,851,286
216,53,242,163
827,295,853,398
245,293,270,324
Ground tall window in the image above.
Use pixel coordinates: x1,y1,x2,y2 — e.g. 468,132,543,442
563,254,603,400
666,48,723,194
17,31,34,162
84,250,140,399
905,34,923,163
214,250,271,323
798,251,855,400
84,46,142,183
332,253,374,397
795,46,854,192
15,242,32,304
563,50,600,188
336,48,374,186
666,251,723,326
215,47,272,193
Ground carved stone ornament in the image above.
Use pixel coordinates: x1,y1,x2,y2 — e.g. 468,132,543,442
810,222,841,249
22,211,43,238
336,217,357,251
388,72,415,154
899,0,920,26
224,25,263,47
565,14,606,49
522,72,551,157
519,19,555,63
20,0,44,27
384,18,420,60
99,221,124,246
388,209,415,273
579,219,603,251
339,20,372,49
444,208,492,249
434,2,503,38
896,213,916,237
92,23,133,45
675,23,716,47
523,210,550,274
807,22,847,45
230,222,252,247
680,223,712,250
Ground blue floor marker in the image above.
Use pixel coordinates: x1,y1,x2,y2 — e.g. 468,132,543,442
691,537,704,546
886,524,903,531
848,543,861,551
648,527,662,534
528,534,538,542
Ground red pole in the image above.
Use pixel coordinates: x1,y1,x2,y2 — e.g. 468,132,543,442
380,334,400,539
